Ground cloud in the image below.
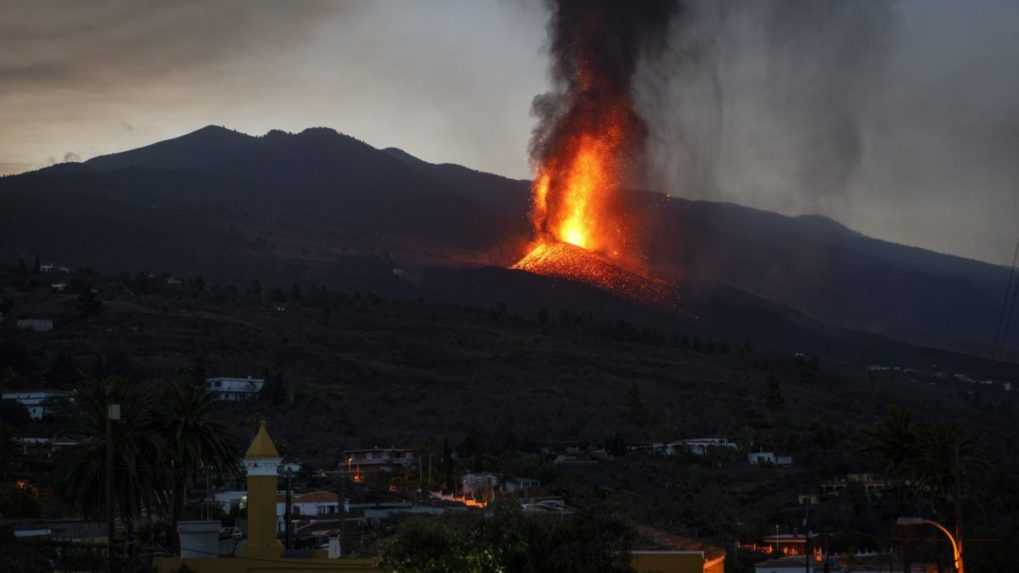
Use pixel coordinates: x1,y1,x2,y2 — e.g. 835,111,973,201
0,2,346,90
636,0,1019,265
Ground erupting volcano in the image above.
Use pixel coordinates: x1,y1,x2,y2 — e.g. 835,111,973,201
511,0,680,301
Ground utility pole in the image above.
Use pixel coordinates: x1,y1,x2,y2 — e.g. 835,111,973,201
284,466,293,550
106,396,120,573
804,505,811,573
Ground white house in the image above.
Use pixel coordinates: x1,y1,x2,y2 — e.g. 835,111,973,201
462,473,499,501
205,377,264,401
1,390,73,420
749,452,793,466
679,438,738,456
276,491,340,531
16,318,54,332
503,477,541,494
632,438,738,457
342,448,416,470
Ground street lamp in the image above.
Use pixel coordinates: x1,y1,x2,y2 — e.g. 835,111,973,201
896,517,963,573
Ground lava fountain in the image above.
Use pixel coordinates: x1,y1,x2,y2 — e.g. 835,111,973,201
512,0,680,299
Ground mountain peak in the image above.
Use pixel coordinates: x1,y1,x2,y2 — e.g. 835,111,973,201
87,124,256,172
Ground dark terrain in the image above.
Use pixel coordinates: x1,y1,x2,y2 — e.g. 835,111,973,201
2,126,1018,570
2,263,1017,568
1,125,1016,358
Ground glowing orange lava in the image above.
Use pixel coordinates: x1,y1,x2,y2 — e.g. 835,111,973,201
526,114,627,255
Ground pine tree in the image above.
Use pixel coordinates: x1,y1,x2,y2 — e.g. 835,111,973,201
626,382,648,426
766,376,785,409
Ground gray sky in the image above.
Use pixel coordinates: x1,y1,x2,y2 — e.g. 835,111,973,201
2,0,1017,265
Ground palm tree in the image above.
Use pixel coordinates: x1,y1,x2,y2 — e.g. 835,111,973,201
59,377,167,563
158,381,239,548
864,407,917,477
914,423,983,569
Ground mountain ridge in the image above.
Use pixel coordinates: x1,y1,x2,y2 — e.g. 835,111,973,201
0,124,1014,358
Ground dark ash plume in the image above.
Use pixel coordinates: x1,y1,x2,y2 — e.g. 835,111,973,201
529,0,684,168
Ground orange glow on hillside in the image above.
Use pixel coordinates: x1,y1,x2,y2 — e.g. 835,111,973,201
512,99,665,300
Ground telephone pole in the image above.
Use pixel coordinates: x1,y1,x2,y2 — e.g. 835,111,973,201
284,466,293,550
106,396,120,573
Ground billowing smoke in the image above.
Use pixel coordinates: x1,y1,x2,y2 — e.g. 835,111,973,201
530,0,683,186
638,0,895,212
525,0,685,260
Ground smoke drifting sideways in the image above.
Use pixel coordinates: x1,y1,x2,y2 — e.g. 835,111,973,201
633,0,1019,266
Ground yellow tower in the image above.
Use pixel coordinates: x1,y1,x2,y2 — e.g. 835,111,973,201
238,420,284,560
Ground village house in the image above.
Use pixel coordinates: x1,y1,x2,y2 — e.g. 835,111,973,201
1,389,73,420
503,477,541,495
758,533,813,557
342,447,416,473
16,318,54,332
461,472,499,502
797,493,820,506
630,438,738,457
748,452,793,466
632,526,726,573
820,473,890,498
156,421,378,572
277,491,341,531
205,376,265,401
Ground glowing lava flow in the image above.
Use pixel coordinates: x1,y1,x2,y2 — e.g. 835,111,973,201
512,111,648,295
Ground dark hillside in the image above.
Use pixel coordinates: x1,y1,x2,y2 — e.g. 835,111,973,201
1,125,1016,357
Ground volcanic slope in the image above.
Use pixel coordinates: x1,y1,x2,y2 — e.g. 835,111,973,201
512,241,674,305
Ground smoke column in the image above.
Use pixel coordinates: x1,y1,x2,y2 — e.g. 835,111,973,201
527,0,683,257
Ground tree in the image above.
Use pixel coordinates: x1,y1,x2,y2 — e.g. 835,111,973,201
865,410,985,568
0,483,41,518
158,382,239,549
46,350,82,389
0,399,31,429
76,288,103,317
266,370,288,406
441,438,454,492
864,408,916,476
59,377,167,558
626,382,648,427
187,355,207,387
0,422,17,478
248,280,263,302
766,376,785,409
382,502,635,573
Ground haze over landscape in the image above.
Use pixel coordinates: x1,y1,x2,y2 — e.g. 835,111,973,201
2,2,1019,573
2,0,1018,265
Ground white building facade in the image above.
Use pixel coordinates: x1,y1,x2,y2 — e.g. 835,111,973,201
205,377,264,401
1,390,73,420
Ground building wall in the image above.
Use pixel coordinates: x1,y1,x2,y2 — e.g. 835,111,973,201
242,474,283,559
155,556,379,573
632,551,714,573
